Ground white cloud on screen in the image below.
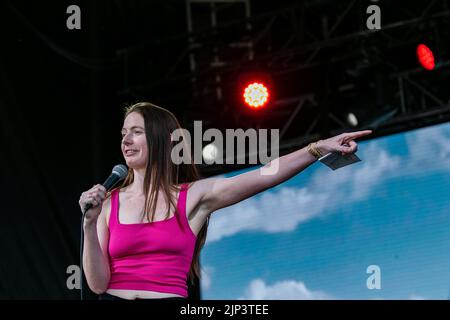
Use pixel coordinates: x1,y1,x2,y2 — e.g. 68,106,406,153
404,124,450,171
409,294,426,300
238,278,332,300
200,266,214,291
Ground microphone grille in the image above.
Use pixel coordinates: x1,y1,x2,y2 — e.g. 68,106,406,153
112,164,128,179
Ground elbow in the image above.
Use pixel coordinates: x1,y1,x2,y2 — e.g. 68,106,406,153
89,282,108,295
92,287,107,295
87,273,110,295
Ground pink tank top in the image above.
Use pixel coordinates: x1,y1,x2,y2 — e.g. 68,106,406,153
107,183,197,297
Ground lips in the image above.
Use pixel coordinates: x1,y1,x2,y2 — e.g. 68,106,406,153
125,149,138,156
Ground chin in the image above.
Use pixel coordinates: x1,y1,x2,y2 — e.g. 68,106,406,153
125,160,145,170
125,161,137,168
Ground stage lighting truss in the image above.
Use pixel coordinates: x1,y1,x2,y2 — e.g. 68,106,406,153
118,1,450,175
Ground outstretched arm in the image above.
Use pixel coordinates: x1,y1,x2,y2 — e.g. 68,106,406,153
195,130,373,213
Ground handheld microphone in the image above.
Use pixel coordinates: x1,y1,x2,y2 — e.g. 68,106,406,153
83,164,128,213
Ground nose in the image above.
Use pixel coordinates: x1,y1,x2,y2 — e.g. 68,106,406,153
122,133,133,146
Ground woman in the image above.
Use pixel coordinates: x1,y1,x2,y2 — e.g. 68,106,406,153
79,102,372,300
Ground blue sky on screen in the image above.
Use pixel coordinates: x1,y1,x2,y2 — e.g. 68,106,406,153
200,122,450,300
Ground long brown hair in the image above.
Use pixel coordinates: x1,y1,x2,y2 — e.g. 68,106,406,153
119,101,209,285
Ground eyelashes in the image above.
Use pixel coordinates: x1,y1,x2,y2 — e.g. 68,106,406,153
121,131,143,138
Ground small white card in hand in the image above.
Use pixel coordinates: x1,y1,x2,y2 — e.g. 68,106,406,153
318,152,361,170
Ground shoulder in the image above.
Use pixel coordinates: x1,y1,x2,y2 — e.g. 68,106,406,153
183,179,213,198
183,177,225,211
189,177,227,196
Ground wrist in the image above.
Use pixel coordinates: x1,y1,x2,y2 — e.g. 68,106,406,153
315,140,327,156
83,217,98,229
307,140,324,160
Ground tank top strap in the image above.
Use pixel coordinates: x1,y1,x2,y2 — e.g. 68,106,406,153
108,188,120,228
175,183,191,233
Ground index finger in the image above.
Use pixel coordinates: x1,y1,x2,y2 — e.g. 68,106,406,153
344,130,373,140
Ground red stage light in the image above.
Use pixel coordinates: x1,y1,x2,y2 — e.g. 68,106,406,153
243,82,270,109
416,44,435,70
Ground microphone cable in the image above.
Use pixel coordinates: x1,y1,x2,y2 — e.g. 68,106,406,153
80,208,87,300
